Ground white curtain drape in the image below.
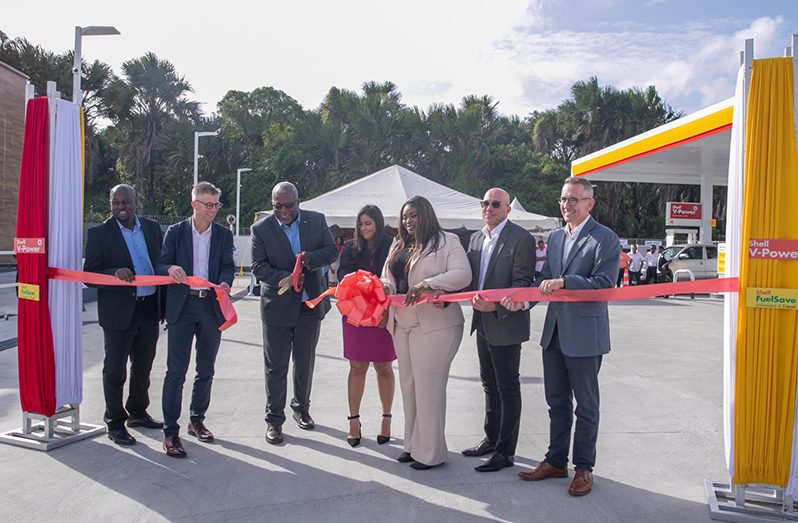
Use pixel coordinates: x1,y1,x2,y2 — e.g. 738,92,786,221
48,99,83,407
723,65,745,476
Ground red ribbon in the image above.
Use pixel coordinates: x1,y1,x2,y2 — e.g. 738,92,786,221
48,268,238,331
305,270,387,327
305,274,739,326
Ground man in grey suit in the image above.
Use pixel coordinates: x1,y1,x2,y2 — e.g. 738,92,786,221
462,188,535,472
251,181,338,445
504,176,618,496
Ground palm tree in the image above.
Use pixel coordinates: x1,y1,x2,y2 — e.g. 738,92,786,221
101,52,200,212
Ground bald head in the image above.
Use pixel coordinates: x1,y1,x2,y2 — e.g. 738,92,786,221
481,187,511,230
110,184,136,201
272,181,300,225
272,181,299,200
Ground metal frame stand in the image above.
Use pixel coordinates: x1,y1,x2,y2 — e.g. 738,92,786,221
706,481,798,522
0,404,105,451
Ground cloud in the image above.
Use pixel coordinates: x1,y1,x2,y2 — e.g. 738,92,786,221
494,16,788,114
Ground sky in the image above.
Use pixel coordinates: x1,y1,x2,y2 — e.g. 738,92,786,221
3,1,796,118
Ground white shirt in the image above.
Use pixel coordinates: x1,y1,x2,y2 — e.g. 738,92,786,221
477,218,508,290
645,251,658,270
628,251,644,272
535,247,547,272
191,218,212,290
562,215,590,264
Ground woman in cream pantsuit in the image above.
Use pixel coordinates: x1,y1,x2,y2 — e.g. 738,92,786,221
380,196,472,470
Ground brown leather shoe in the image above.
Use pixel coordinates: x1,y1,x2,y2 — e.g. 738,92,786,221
163,434,186,458
187,421,214,443
568,468,593,496
518,461,569,481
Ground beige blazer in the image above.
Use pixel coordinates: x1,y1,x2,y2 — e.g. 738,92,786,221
381,232,472,336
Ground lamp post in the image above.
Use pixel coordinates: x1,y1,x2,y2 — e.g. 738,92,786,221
193,130,220,186
236,168,252,236
73,26,120,104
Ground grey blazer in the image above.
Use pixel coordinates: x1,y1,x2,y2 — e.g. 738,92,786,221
538,216,619,357
250,209,338,327
467,220,535,346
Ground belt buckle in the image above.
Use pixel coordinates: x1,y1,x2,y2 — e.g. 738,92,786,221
198,290,209,298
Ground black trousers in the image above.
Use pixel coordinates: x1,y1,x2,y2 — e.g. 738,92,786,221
476,331,522,457
542,325,602,471
162,296,222,437
263,306,321,426
101,295,159,430
629,270,642,285
645,267,657,284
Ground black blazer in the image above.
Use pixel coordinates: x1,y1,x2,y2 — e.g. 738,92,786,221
156,219,235,326
337,234,390,280
250,209,338,327
84,216,163,330
467,220,535,346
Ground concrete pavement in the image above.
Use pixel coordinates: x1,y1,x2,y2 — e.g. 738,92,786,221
0,285,727,522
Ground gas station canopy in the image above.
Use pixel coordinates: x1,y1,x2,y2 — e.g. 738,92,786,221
571,98,733,186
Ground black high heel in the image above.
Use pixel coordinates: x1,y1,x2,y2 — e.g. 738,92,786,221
377,413,391,445
347,415,361,447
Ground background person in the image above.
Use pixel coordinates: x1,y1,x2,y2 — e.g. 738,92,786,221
627,244,644,286
644,245,658,284
250,181,338,445
535,240,547,280
337,205,395,447
84,184,164,446
381,196,472,470
462,188,535,472
158,182,235,458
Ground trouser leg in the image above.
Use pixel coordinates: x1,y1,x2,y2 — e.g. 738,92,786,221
102,327,134,430
565,353,602,471
189,298,222,423
289,307,321,413
542,327,573,469
488,340,522,457
263,322,292,426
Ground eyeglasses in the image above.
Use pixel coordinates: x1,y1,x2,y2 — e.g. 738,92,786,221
272,202,297,210
194,200,223,210
480,200,505,209
557,197,592,206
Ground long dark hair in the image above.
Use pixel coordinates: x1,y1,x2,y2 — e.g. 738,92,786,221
390,195,444,273
353,204,386,255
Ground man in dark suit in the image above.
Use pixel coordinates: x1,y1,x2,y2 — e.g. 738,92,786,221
462,188,535,472
158,182,235,458
504,176,618,496
84,184,164,446
251,181,338,445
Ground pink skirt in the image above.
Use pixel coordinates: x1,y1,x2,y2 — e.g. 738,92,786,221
342,317,396,362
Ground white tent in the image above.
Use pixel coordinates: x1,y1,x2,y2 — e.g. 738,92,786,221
298,165,560,231
510,197,527,212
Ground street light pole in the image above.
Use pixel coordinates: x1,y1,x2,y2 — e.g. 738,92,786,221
72,26,120,104
193,130,220,186
236,168,252,236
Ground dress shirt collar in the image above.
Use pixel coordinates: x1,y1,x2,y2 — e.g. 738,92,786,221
565,214,590,239
481,217,509,240
116,215,141,233
191,217,212,237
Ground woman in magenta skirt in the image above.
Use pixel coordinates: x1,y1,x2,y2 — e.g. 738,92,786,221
337,205,395,447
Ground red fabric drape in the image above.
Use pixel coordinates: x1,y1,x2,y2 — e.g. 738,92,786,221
16,98,56,416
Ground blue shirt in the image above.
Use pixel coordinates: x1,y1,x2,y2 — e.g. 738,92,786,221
280,211,308,300
117,216,155,297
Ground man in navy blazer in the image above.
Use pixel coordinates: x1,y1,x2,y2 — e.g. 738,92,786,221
504,176,618,496
158,181,235,458
84,184,164,446
251,181,337,445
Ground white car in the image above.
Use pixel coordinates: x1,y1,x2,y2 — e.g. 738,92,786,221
663,243,718,280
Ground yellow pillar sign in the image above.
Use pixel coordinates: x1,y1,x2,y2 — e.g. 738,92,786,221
17,283,40,301
746,287,798,310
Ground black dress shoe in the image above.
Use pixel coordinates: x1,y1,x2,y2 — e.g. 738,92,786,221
410,461,442,470
292,411,315,430
187,421,214,442
266,424,283,445
396,452,414,463
108,428,136,446
126,413,163,429
475,452,515,472
461,438,495,457
163,434,186,458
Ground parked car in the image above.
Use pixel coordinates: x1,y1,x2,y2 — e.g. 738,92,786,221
663,243,718,280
